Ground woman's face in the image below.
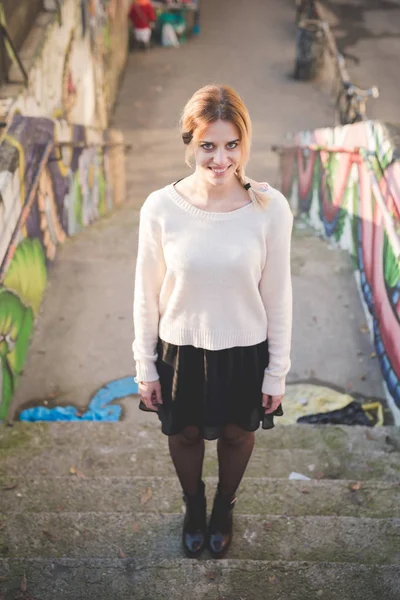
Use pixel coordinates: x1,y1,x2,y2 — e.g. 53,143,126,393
193,119,242,187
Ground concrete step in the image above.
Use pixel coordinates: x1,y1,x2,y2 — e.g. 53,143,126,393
2,422,399,453
1,438,398,481
1,512,399,564
0,476,398,518
0,558,399,600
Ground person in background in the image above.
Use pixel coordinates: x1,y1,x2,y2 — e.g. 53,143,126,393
128,0,157,49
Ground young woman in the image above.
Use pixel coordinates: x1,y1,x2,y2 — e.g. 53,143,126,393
133,84,293,559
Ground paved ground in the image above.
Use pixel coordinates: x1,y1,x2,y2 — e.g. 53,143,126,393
323,0,400,124
9,0,388,422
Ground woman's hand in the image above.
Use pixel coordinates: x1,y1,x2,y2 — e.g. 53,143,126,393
139,380,163,411
262,394,283,414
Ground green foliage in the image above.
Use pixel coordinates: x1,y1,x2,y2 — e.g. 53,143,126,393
3,238,47,315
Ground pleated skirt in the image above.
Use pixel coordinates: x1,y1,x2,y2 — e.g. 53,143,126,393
139,338,283,440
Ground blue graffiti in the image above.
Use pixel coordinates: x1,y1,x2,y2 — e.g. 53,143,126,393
19,377,138,422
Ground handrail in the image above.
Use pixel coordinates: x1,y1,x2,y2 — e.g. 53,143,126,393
272,143,366,155
51,140,132,162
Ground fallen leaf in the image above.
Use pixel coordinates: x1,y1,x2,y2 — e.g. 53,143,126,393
56,505,64,512
21,572,27,592
369,352,377,359
360,374,366,381
2,483,17,491
42,530,60,542
206,571,218,581
350,482,362,491
360,324,369,333
41,469,47,474
300,489,310,494
132,523,141,533
269,575,278,584
69,466,85,477
265,522,273,529
119,548,126,558
140,487,153,505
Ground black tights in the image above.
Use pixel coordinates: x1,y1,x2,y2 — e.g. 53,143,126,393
168,424,255,498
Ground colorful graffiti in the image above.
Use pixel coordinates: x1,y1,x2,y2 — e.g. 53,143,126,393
280,121,400,421
0,113,125,420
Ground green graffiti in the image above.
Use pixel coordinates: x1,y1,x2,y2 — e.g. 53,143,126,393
98,157,106,216
325,153,340,204
74,172,83,229
0,289,34,420
350,181,360,265
3,238,47,315
383,232,400,290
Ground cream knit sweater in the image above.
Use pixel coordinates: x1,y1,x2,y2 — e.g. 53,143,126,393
132,182,293,396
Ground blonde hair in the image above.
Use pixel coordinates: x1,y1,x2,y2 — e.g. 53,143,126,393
180,84,269,208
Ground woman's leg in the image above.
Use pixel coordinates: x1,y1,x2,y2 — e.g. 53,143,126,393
208,424,254,557
169,426,207,556
217,424,255,497
168,425,205,496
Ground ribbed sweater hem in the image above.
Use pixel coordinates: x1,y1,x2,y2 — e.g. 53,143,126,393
159,325,267,350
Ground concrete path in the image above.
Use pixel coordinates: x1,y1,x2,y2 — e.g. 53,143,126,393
323,0,400,124
9,0,387,421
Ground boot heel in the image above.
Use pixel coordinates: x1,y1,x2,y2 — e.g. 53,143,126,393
208,486,236,558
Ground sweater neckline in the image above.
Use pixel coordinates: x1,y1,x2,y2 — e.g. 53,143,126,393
166,183,254,221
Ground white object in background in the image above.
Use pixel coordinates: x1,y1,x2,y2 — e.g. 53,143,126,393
288,472,312,481
161,23,180,47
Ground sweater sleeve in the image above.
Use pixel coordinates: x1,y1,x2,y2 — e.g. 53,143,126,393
132,196,166,382
259,193,293,396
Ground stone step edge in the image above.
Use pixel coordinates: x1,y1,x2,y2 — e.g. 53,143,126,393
2,474,398,487
2,511,398,524
0,557,398,570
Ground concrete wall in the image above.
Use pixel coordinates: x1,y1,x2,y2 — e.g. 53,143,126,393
280,120,400,423
5,0,129,128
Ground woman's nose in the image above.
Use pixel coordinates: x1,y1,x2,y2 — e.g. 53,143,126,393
214,147,227,164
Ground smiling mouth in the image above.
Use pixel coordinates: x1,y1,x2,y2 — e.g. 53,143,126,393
208,165,231,174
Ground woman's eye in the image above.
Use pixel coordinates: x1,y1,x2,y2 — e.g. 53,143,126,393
201,143,213,150
227,142,238,149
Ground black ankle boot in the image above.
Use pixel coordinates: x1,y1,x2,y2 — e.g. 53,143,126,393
208,485,236,558
182,480,207,558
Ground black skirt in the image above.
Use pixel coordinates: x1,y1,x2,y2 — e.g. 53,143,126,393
139,338,283,440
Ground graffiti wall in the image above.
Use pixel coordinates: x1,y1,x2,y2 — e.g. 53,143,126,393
5,0,128,128
280,120,400,423
0,113,126,420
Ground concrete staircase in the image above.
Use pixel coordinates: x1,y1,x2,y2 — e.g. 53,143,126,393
0,421,399,599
